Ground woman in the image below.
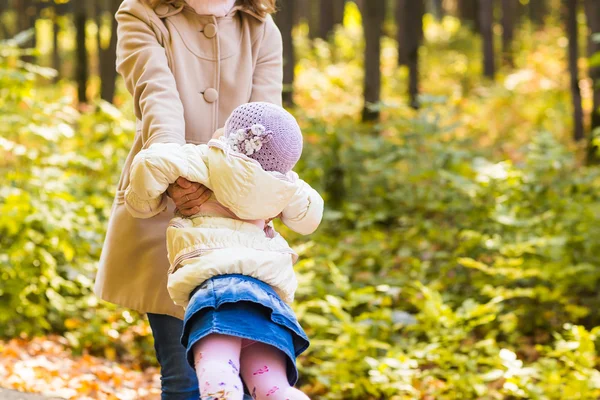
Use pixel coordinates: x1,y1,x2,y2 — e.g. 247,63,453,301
94,0,300,399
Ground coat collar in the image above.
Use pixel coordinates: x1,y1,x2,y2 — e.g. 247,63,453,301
227,4,266,22
153,1,266,22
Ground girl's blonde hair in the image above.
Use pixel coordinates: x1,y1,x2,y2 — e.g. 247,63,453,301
144,0,276,18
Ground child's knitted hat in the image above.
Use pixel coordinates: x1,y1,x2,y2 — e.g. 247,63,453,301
223,102,303,174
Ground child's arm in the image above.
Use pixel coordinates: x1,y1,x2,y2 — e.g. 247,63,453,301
280,176,324,235
125,143,211,218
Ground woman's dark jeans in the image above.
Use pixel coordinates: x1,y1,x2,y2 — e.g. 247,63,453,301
147,313,253,400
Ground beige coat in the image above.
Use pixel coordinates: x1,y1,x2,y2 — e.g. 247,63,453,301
94,0,283,319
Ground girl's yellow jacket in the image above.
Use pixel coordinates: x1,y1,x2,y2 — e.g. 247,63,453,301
125,139,324,308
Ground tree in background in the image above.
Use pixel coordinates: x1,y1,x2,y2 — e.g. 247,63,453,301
586,1,600,133
319,0,335,39
585,0,600,162
430,0,445,20
459,0,480,32
15,0,38,63
96,0,121,103
396,0,425,109
0,0,9,39
501,0,516,67
293,0,308,25
5,0,597,128
333,0,345,27
515,0,528,24
361,0,386,121
396,0,408,66
275,0,295,107
74,0,88,104
307,0,319,39
479,0,495,79
530,0,548,27
566,0,584,141
311,0,345,40
52,3,64,82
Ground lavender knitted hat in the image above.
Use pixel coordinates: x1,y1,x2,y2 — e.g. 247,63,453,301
223,102,303,174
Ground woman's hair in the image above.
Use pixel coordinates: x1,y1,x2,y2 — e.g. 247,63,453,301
144,0,276,17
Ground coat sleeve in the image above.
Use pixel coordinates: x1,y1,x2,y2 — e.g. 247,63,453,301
116,0,186,147
249,15,283,105
125,143,211,218
280,179,324,235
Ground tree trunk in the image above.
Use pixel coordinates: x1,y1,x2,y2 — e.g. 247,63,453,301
333,0,346,27
52,6,61,82
397,0,425,64
567,0,584,141
26,2,37,63
396,0,408,65
318,0,335,39
0,0,9,39
585,0,600,132
480,0,495,79
362,0,386,122
97,0,120,103
408,1,424,109
16,0,37,63
530,0,547,27
275,0,295,107
430,0,445,20
6,0,19,37
459,0,480,32
294,0,309,25
75,0,89,104
516,0,528,23
316,0,345,38
307,0,319,39
585,0,600,161
501,0,516,67
397,0,425,108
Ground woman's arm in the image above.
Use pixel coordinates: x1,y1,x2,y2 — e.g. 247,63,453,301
116,0,186,147
117,0,211,214
249,15,284,105
125,143,212,218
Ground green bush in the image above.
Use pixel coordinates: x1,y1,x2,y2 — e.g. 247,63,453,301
0,44,155,364
293,113,600,397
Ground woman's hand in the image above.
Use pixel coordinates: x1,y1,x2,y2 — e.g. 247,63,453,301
167,177,212,216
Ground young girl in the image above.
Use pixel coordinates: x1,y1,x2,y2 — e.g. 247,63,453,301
125,102,323,400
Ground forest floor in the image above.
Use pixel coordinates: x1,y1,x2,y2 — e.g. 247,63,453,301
0,389,60,400
0,337,160,400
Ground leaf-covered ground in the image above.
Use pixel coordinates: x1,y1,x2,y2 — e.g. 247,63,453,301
0,337,160,400
0,388,60,400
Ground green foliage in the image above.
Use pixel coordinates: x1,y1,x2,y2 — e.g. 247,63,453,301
293,116,600,398
0,42,154,364
2,16,600,399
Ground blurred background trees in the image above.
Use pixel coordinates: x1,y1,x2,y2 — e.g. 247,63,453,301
2,0,598,148
0,0,120,104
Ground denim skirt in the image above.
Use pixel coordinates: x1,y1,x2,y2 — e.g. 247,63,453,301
180,274,309,385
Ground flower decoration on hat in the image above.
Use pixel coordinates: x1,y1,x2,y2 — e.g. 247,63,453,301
225,124,273,156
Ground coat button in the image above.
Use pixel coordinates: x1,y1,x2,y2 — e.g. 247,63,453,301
155,4,169,16
203,88,219,103
203,23,218,38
